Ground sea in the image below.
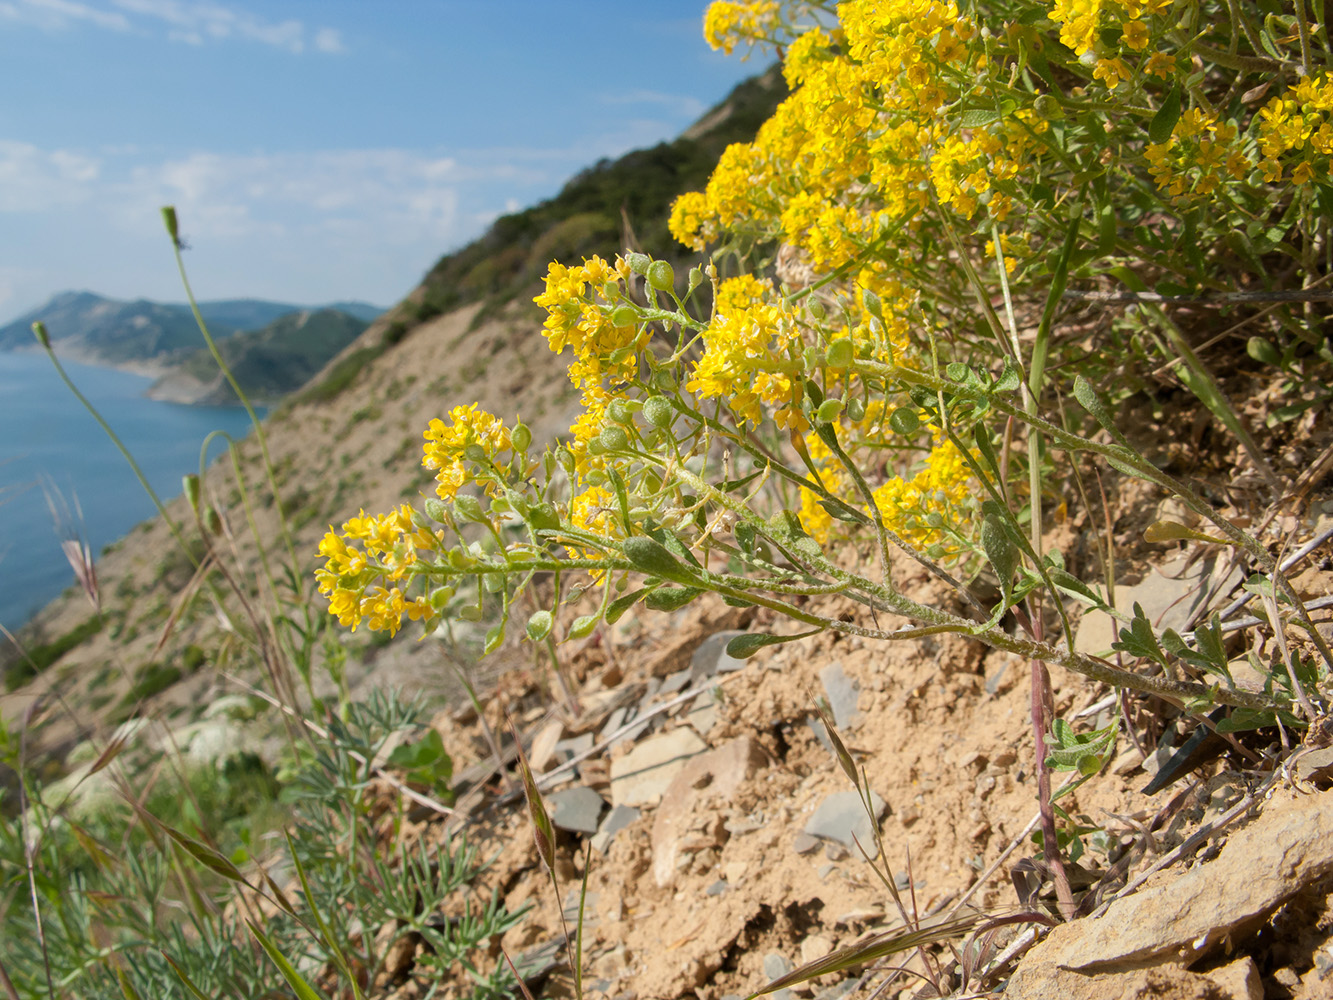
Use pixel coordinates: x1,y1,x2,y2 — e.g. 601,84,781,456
0,352,261,632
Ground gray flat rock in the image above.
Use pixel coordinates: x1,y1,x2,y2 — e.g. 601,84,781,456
691,630,748,681
706,879,728,896
792,832,821,855
687,690,718,736
590,803,641,853
820,661,861,731
599,707,628,740
804,790,887,860
659,668,692,695
554,733,594,762
549,786,606,835
1074,552,1243,656
762,953,794,1000
609,728,707,808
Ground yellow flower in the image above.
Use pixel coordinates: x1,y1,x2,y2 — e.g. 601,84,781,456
1122,20,1150,51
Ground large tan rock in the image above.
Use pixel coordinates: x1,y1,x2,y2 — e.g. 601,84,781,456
650,737,768,887
1006,791,1333,999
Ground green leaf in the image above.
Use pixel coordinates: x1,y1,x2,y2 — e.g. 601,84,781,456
484,623,505,655
162,955,214,1000
644,586,703,612
818,499,871,524
607,466,632,534
1048,568,1107,608
605,587,649,624
1143,520,1229,545
958,107,1001,128
247,920,329,1000
973,425,1002,484
1096,201,1116,254
158,822,245,884
1215,708,1277,733
726,629,823,659
622,536,700,585
1072,375,1115,432
1149,86,1182,144
992,360,1021,393
889,408,920,435
1246,337,1282,367
982,514,1018,590
1112,602,1169,667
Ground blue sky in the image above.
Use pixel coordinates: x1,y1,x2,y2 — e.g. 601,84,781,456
0,1,771,322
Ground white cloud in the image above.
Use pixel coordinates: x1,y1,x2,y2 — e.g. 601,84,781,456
312,25,341,54
0,0,129,31
0,0,344,54
0,141,101,211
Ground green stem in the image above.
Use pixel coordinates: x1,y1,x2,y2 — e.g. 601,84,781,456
167,227,300,575
33,329,193,560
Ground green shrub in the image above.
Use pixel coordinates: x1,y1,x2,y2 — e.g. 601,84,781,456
3,616,103,690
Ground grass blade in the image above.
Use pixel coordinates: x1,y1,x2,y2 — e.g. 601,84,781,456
247,919,329,1000
743,917,981,999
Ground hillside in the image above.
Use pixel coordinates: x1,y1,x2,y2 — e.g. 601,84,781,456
145,308,371,405
1,64,788,723
5,30,1333,1000
0,291,382,374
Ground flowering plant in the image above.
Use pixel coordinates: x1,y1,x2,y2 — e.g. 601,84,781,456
320,0,1330,689
318,0,1332,914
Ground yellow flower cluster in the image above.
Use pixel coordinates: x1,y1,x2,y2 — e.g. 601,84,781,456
533,255,642,406
671,0,1057,308
1144,110,1248,205
703,0,780,55
793,401,975,560
1048,0,1169,90
315,505,441,635
870,439,974,557
423,403,513,500
686,275,804,428
1257,75,1333,185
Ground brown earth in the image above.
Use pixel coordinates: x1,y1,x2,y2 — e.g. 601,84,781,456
3,291,1332,1000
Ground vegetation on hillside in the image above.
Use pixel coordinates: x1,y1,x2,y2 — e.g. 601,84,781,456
411,68,788,325
5,0,1333,997
169,308,370,403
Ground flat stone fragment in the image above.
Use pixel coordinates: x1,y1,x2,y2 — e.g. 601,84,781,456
706,879,728,896
651,737,768,886
599,707,628,741
804,790,887,860
686,690,718,736
528,719,565,774
792,832,821,855
554,733,594,762
1005,790,1333,999
608,728,707,808
1074,552,1242,656
659,668,692,695
549,786,606,835
814,980,859,1000
690,630,748,681
590,803,641,853
807,715,835,756
762,953,794,1000
819,661,861,731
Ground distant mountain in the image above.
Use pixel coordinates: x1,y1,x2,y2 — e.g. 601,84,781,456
0,292,384,372
146,308,370,405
